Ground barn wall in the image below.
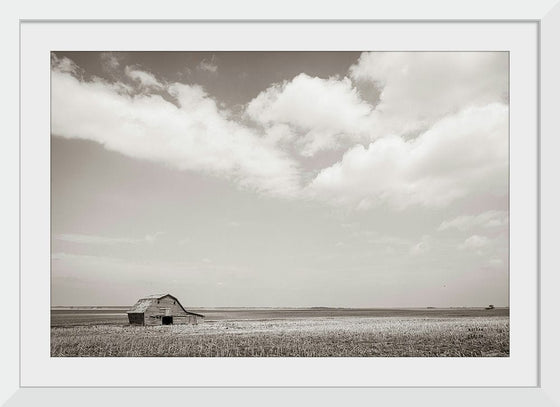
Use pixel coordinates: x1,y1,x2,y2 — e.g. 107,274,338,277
144,313,161,326
127,313,145,325
143,295,199,325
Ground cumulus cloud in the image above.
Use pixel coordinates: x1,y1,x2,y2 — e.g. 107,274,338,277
124,66,165,89
51,61,301,197
244,52,507,160
246,73,374,156
438,210,508,232
51,54,80,75
307,103,508,209
349,52,508,138
51,52,509,211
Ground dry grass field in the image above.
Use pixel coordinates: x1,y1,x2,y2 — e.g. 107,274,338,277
51,311,509,357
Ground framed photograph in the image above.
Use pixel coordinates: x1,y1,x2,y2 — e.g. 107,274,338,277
6,0,559,405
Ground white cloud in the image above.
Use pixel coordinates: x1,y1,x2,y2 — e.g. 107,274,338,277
51,54,79,75
438,211,508,232
244,52,507,158
51,65,301,198
459,235,491,250
246,73,373,156
261,123,297,146
52,53,509,212
100,52,121,71
307,103,508,209
124,66,165,89
197,58,218,73
349,52,508,138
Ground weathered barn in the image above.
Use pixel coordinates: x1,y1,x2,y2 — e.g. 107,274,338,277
126,294,204,326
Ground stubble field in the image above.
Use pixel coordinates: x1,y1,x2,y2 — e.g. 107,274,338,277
51,308,509,357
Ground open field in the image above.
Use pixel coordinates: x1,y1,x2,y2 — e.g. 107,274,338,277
51,308,509,357
51,306,509,326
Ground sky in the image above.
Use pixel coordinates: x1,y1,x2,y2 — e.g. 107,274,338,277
51,51,509,307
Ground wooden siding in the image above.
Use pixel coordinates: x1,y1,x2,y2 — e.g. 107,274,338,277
143,295,199,326
128,312,144,325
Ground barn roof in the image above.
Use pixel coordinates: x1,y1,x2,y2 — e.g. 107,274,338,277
140,294,169,300
127,293,204,317
127,299,153,313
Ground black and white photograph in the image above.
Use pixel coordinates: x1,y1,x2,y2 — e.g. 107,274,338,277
50,50,509,358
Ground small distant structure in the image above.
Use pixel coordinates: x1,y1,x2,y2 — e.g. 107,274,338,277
485,304,495,310
126,294,204,326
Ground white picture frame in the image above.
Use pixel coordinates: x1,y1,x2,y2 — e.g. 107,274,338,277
4,0,559,405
